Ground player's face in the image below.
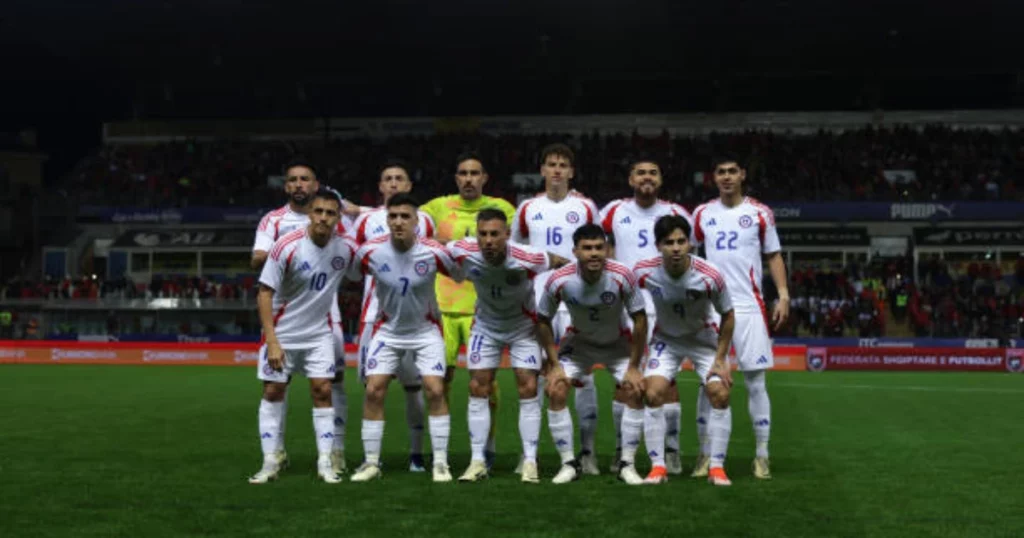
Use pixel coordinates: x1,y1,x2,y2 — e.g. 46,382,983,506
573,237,608,272
379,167,412,200
476,218,509,264
387,204,417,240
714,162,745,196
284,166,319,206
657,228,691,272
541,154,574,189
309,197,341,236
629,162,662,196
455,159,488,201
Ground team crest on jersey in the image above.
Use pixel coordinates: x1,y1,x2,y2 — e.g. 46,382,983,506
506,273,522,286
414,261,430,276
566,211,581,224
331,257,346,271
600,291,616,305
738,215,754,228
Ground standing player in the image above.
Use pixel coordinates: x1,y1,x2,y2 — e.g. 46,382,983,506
249,190,358,484
251,160,357,475
448,209,568,483
420,153,516,466
634,215,736,486
600,156,692,475
691,154,790,479
512,143,605,475
537,224,648,485
351,160,436,472
350,193,459,483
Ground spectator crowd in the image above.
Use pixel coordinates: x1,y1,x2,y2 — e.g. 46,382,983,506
65,125,1024,209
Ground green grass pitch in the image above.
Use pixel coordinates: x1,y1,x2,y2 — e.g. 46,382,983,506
0,365,1022,537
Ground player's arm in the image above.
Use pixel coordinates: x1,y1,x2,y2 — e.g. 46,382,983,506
760,207,789,330
536,276,567,385
257,284,284,371
510,201,529,244
628,309,647,370
341,199,368,218
546,253,570,269
766,251,790,330
251,251,269,271
711,310,736,386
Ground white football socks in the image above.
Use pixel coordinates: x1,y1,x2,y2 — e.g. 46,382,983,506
467,397,490,462
312,407,335,457
258,399,284,459
519,396,542,464
744,370,771,458
331,382,347,451
547,408,575,464
405,389,426,457
612,400,625,451
644,405,666,468
362,419,384,465
620,407,644,465
708,407,732,469
428,414,451,466
663,401,682,453
576,375,598,454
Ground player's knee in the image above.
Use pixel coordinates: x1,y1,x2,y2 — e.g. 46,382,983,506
517,376,538,399
545,381,568,407
364,382,387,404
621,384,644,407
311,381,332,406
468,376,491,398
262,382,287,402
645,385,666,407
422,381,445,403
705,381,730,409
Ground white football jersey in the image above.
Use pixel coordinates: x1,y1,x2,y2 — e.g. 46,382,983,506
691,197,781,315
253,203,351,253
512,192,600,260
449,239,550,340
258,229,358,348
538,260,646,344
354,236,457,337
600,198,692,268
351,206,436,325
632,255,733,340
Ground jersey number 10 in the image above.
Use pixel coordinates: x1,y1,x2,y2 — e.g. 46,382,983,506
309,272,328,291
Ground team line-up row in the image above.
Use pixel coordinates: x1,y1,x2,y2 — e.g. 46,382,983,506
247,146,790,486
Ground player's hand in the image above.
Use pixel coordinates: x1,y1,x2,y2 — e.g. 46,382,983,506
545,362,569,390
622,366,645,395
772,299,790,331
708,360,733,388
267,341,285,372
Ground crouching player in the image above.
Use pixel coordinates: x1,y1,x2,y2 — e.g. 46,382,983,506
249,189,358,484
537,224,649,485
633,215,736,486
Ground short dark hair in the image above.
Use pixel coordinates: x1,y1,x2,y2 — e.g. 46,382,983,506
476,208,508,225
654,215,692,245
283,158,319,178
629,154,663,174
312,187,343,208
711,153,744,171
455,151,486,173
572,223,606,246
379,159,411,181
386,192,419,209
540,143,575,167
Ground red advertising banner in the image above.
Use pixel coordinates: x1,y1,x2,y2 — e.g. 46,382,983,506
0,341,809,371
807,346,1012,372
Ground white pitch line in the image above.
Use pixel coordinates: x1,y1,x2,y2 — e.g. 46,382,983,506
772,382,1024,394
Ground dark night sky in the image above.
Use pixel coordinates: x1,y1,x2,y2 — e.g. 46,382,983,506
1,0,1022,169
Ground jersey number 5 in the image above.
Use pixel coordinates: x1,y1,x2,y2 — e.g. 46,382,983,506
715,231,738,250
